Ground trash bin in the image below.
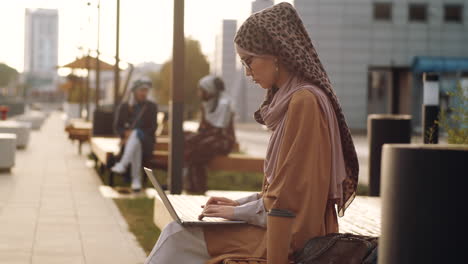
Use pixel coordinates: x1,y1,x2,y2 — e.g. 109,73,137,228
367,114,411,196
379,144,468,264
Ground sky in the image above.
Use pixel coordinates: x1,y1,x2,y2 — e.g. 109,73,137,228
0,0,292,73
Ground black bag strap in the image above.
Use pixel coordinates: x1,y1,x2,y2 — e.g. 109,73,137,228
129,102,147,129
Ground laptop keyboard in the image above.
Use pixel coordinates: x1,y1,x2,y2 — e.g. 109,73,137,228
168,195,230,222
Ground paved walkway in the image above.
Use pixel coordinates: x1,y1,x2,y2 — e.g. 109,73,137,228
0,112,146,264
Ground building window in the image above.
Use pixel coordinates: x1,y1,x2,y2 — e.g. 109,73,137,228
444,4,463,23
374,3,392,21
409,4,427,22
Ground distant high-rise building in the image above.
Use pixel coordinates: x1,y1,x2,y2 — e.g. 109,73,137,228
24,8,58,90
214,20,237,100
234,0,274,122
252,0,274,13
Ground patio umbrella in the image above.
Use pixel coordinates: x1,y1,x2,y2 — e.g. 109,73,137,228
60,55,116,71
60,55,118,120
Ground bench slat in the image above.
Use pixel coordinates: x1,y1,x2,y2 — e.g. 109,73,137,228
90,137,120,164
91,136,261,173
155,137,239,153
153,150,264,173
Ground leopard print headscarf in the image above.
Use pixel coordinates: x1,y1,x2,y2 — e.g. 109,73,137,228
234,2,359,216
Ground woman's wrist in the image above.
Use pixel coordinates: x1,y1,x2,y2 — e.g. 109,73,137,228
235,193,260,205
233,199,267,228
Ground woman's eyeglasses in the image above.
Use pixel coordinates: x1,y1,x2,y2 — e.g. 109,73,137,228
241,56,254,71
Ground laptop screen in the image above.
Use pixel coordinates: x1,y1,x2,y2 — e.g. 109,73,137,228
144,167,182,224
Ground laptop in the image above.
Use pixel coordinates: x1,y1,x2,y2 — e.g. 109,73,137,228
144,167,246,226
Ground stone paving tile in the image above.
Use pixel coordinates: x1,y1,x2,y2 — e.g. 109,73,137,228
32,255,85,264
0,250,31,264
338,196,381,236
0,113,146,264
0,233,34,252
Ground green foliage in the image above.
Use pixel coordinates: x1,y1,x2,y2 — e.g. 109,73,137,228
114,198,160,254
356,184,369,196
150,37,210,119
425,124,438,144
207,171,264,191
436,82,468,144
0,63,18,87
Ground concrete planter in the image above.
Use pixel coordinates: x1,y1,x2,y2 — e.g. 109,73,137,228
379,144,468,264
0,133,16,169
14,111,46,130
0,120,31,148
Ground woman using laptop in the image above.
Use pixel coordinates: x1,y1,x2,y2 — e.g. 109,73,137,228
144,3,359,264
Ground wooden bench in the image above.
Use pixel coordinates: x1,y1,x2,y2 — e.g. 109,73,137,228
90,137,126,186
90,137,120,166
66,119,92,154
68,113,167,155
155,136,240,152
153,191,382,237
90,136,264,187
153,150,263,173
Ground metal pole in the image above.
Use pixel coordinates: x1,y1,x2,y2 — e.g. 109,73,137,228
169,0,185,194
422,73,439,144
114,0,120,108
85,53,91,120
79,73,84,119
95,0,101,110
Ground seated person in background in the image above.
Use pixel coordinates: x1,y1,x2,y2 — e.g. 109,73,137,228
184,75,236,194
112,79,158,192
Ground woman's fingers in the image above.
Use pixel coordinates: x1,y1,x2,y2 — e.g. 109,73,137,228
202,212,225,218
216,201,235,206
205,196,222,206
201,205,235,220
204,196,235,207
202,205,221,214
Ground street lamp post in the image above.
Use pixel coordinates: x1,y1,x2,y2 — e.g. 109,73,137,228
85,51,91,120
114,0,120,108
169,0,185,194
95,0,101,109
422,73,440,143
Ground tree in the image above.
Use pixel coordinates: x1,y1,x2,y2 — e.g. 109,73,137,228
150,37,210,119
0,63,19,87
435,81,468,144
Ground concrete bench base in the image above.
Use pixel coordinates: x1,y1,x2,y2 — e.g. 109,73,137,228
0,133,16,169
152,191,382,237
0,120,31,148
14,111,47,130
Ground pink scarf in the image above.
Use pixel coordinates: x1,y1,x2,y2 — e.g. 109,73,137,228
262,75,347,202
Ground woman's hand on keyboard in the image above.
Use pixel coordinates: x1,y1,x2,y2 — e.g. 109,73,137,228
202,197,239,208
200,204,235,220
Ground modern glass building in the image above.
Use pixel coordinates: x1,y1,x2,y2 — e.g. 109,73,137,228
294,0,468,130
24,8,59,91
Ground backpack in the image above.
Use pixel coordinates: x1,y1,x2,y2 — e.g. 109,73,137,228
294,233,378,264
223,233,378,264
